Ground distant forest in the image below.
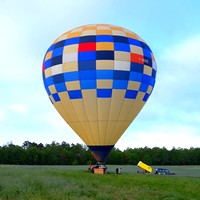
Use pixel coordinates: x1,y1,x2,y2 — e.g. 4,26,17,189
0,141,200,165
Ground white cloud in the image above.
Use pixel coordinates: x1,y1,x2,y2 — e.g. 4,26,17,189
161,35,200,63
0,13,38,82
116,123,200,150
9,104,28,114
150,35,200,116
157,35,200,90
0,109,6,121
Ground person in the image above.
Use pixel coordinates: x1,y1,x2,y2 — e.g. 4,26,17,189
89,164,94,173
116,167,122,174
116,168,119,174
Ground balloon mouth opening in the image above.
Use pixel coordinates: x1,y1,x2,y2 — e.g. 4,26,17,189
88,145,114,162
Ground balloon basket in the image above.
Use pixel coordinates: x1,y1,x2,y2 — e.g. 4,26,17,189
94,167,106,174
89,163,107,174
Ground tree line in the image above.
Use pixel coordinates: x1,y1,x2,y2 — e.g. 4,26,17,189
0,141,200,165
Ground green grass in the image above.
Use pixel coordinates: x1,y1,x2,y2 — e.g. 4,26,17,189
0,165,200,200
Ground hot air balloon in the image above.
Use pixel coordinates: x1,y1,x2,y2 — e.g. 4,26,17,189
42,24,156,163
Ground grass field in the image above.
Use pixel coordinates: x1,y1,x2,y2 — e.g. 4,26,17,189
0,165,200,200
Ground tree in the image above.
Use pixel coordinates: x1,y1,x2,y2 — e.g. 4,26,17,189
0,141,200,165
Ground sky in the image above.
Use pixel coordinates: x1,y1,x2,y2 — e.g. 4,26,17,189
0,0,200,150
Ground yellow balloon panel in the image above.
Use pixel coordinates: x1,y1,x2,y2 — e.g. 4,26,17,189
68,122,92,144
108,90,126,121
97,98,111,121
109,121,131,144
82,90,98,121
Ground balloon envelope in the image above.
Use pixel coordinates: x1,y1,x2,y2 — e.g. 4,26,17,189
42,24,157,162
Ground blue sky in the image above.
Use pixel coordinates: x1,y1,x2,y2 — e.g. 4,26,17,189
1,0,200,150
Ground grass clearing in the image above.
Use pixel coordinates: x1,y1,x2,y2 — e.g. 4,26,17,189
0,165,200,200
